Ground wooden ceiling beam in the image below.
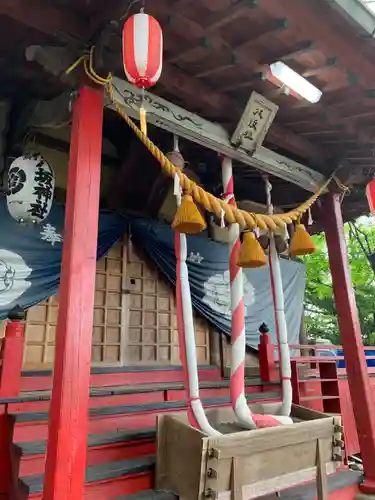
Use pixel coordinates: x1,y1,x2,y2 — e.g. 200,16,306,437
163,11,294,84
201,0,259,33
286,101,375,149
157,64,325,164
193,0,375,153
219,41,316,92
0,0,90,42
147,5,324,163
196,63,239,80
272,40,316,64
302,57,339,78
320,139,358,145
171,0,375,164
299,129,342,137
345,157,375,162
168,16,288,65
257,0,375,88
89,0,329,165
341,110,375,121
2,0,326,165
270,65,375,149
166,0,258,33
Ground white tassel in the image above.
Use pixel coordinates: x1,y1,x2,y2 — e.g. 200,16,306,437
308,207,313,226
284,224,289,240
174,173,182,206
220,208,225,228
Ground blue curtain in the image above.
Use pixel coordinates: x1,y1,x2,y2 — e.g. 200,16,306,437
0,199,306,349
0,200,128,319
130,219,306,348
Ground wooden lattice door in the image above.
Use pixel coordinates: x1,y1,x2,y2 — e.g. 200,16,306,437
23,240,128,369
124,238,211,365
22,235,211,369
23,296,59,369
91,240,127,365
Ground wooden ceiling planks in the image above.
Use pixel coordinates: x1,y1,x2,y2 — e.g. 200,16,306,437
0,0,89,43
1,0,375,217
160,0,375,166
0,0,326,166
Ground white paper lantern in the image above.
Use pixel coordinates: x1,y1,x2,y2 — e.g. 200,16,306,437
6,153,55,224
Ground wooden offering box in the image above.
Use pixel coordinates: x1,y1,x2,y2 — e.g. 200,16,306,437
156,403,344,500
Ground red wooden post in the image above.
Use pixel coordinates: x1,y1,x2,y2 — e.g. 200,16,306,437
0,407,15,498
258,324,279,383
43,86,104,500
290,360,301,405
322,193,375,495
0,307,26,398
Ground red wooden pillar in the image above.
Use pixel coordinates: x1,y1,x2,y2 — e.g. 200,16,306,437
43,86,104,500
322,193,375,495
258,327,278,383
0,307,25,398
0,407,15,498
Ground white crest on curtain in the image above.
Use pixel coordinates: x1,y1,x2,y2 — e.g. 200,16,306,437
40,223,63,246
202,270,255,317
0,249,32,306
187,252,204,264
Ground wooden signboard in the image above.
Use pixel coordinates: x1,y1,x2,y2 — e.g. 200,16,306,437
230,91,278,154
109,78,326,193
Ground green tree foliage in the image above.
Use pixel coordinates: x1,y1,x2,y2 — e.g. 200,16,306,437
303,217,375,345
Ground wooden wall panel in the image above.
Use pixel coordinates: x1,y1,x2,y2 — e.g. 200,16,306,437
23,296,59,369
91,241,126,365
124,238,211,365
21,235,212,369
221,332,259,378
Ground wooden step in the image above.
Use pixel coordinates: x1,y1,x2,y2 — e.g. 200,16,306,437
16,428,157,477
113,492,177,500
21,455,156,499
12,391,281,442
256,470,360,499
21,463,361,500
2,378,276,413
20,365,222,392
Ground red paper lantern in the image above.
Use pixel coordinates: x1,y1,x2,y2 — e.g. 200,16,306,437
122,12,163,89
366,179,375,215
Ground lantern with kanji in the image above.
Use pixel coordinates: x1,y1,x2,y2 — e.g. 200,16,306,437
366,179,375,216
122,12,163,89
6,153,55,224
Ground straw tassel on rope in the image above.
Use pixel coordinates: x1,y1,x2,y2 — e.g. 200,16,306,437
237,231,267,268
65,50,336,233
171,192,207,234
106,81,331,232
289,219,316,257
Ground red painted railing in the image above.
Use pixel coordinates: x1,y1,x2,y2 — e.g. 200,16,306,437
258,337,375,457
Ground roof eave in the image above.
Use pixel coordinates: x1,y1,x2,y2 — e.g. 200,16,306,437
325,0,375,36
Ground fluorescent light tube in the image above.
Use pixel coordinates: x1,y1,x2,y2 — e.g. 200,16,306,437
270,61,322,103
